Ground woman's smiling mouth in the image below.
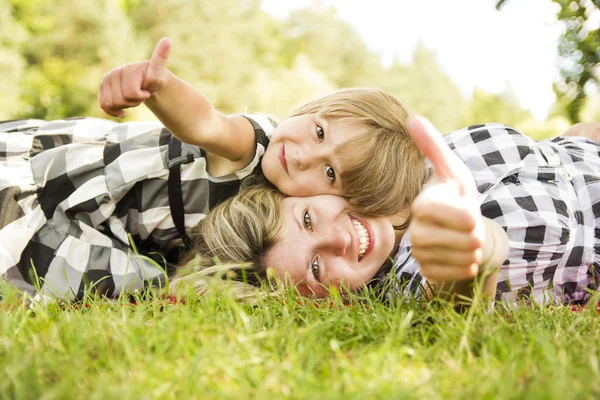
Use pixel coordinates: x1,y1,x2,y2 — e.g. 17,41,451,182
350,216,373,262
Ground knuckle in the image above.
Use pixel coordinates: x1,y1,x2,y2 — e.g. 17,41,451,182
407,226,424,246
411,197,429,218
122,93,138,102
465,264,478,279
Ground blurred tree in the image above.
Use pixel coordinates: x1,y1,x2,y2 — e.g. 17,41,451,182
280,4,385,88
250,54,337,119
497,0,600,123
580,91,600,120
383,42,467,134
0,0,27,119
467,86,533,128
9,0,140,119
126,0,288,115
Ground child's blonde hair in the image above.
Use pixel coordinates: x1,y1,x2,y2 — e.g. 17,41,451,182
169,185,286,302
290,88,427,217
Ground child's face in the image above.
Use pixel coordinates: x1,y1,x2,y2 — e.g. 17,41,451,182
262,114,367,196
264,195,395,296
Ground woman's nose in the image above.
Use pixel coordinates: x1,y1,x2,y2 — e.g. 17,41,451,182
320,225,351,256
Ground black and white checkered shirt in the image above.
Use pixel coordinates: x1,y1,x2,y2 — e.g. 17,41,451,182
0,115,275,301
384,123,600,306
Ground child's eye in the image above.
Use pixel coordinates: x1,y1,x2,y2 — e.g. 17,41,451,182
316,125,325,142
311,259,320,280
325,165,336,183
303,210,312,230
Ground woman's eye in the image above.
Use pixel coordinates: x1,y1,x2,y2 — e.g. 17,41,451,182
316,125,324,142
311,259,320,280
303,210,312,230
325,166,336,183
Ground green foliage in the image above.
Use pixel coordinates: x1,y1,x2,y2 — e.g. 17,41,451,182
0,0,27,119
9,0,141,119
0,0,566,135
383,43,467,134
467,87,533,127
498,0,600,123
552,0,600,123
126,0,283,116
281,5,385,88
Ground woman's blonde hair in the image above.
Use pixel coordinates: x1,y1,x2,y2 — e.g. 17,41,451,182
169,185,286,302
291,88,427,218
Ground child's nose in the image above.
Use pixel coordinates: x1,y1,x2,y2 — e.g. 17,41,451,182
295,146,308,170
296,145,325,170
320,225,351,257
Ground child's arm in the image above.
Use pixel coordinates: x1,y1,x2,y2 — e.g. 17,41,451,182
98,38,255,166
407,117,508,305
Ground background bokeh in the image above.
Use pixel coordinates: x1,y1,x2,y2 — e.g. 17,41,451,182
1,0,599,139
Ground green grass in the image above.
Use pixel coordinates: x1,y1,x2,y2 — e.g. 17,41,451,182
1,283,599,400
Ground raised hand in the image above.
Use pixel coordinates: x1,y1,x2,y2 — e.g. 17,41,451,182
98,37,172,118
407,117,486,283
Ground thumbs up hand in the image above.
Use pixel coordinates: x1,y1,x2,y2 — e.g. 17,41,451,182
99,37,172,118
407,117,487,284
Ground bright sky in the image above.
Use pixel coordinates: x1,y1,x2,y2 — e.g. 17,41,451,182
262,0,564,120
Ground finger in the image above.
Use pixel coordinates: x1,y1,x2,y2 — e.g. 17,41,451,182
411,246,482,267
409,223,482,250
419,263,480,282
121,63,151,104
100,78,122,117
98,79,109,114
412,185,479,232
108,67,129,110
409,116,476,197
408,116,458,180
144,37,171,91
149,37,171,73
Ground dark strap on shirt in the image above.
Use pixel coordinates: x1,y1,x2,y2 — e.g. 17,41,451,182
167,138,194,248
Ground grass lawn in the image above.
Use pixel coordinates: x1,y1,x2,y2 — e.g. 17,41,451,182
1,283,599,400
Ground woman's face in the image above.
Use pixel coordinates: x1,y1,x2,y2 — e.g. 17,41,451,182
264,195,396,296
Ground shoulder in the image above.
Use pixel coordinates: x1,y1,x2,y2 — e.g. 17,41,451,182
443,123,534,177
237,114,278,145
444,123,532,151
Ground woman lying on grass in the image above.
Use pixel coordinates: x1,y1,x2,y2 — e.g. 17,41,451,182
171,117,600,307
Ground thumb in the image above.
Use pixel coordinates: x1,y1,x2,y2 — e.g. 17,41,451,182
408,116,456,181
149,37,171,72
408,116,474,196
143,37,171,91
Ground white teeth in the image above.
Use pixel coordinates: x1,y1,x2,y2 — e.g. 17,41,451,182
351,217,370,259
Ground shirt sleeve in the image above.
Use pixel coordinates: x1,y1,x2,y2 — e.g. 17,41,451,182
238,113,278,144
382,237,427,301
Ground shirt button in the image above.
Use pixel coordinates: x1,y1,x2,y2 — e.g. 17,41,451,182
503,175,519,184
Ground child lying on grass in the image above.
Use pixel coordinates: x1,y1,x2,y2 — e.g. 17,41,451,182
0,38,424,301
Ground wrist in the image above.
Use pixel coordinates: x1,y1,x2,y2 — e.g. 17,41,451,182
480,217,508,273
